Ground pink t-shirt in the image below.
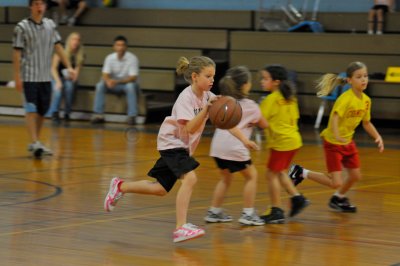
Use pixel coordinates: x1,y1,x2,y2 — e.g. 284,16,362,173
157,86,214,155
210,98,261,161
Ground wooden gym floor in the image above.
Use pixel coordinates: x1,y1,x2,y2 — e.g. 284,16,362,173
0,116,399,266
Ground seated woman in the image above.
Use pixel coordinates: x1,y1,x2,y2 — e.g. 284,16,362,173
47,32,85,122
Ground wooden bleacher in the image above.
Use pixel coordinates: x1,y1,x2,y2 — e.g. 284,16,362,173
254,11,400,33
0,6,399,123
230,31,400,120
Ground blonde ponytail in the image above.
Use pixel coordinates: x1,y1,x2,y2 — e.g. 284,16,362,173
316,73,347,97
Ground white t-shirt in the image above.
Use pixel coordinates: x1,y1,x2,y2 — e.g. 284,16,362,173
210,98,261,161
375,0,391,5
102,51,139,80
157,86,214,155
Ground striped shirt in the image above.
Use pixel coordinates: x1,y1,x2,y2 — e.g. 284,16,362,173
13,17,61,82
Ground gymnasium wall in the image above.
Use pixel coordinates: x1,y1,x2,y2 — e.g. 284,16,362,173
0,0,388,13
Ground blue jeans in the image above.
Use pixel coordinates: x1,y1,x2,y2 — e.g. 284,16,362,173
93,80,138,117
46,79,76,116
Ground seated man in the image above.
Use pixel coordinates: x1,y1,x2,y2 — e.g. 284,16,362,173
47,0,87,26
91,35,139,125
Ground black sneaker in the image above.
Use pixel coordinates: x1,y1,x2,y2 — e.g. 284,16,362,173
64,114,70,122
260,207,285,224
329,196,357,213
91,116,105,124
127,116,136,125
288,164,304,186
52,112,61,123
290,195,310,217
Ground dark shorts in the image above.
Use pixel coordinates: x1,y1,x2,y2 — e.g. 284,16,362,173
372,5,389,13
47,0,82,9
213,157,252,173
23,82,52,116
147,148,200,192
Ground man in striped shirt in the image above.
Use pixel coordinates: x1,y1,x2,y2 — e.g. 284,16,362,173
13,0,75,158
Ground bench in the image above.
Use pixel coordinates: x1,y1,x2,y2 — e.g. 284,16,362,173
254,11,400,33
0,62,177,120
83,46,202,68
5,6,252,30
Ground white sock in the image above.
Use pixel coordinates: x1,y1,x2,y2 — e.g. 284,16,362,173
210,207,222,214
243,208,254,216
334,192,346,198
303,168,309,178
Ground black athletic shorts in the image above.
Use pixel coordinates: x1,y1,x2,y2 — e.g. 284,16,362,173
23,82,52,116
213,157,252,173
47,0,82,9
148,148,200,192
372,5,389,13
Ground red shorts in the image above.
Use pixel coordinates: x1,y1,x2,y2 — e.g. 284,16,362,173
323,139,360,172
267,149,299,172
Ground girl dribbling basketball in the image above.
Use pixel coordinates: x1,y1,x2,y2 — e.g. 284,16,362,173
104,56,217,243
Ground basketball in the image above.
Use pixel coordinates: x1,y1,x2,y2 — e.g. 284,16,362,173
208,96,242,129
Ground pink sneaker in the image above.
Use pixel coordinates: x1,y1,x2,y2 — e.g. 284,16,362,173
173,223,205,243
104,177,124,212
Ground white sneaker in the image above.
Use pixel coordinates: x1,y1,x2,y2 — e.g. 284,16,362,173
204,210,233,223
37,141,53,156
104,177,124,212
173,223,205,243
238,211,265,226
29,142,43,158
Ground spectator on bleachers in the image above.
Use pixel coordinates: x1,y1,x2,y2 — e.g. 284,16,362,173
368,0,395,35
91,35,139,125
47,0,87,26
47,32,85,122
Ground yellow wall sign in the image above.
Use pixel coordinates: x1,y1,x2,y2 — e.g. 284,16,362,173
385,67,400,82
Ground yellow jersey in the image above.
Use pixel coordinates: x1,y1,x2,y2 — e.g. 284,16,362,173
321,89,371,145
260,90,302,151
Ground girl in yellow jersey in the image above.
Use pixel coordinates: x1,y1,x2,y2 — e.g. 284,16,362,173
289,62,384,212
259,65,309,224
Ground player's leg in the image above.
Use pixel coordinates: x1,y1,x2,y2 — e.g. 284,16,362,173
278,171,309,217
205,168,233,223
174,170,205,243
238,164,264,225
261,169,285,224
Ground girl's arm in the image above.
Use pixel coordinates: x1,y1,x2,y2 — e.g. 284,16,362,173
184,96,217,134
362,120,384,152
257,117,269,129
228,126,259,150
331,112,347,143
